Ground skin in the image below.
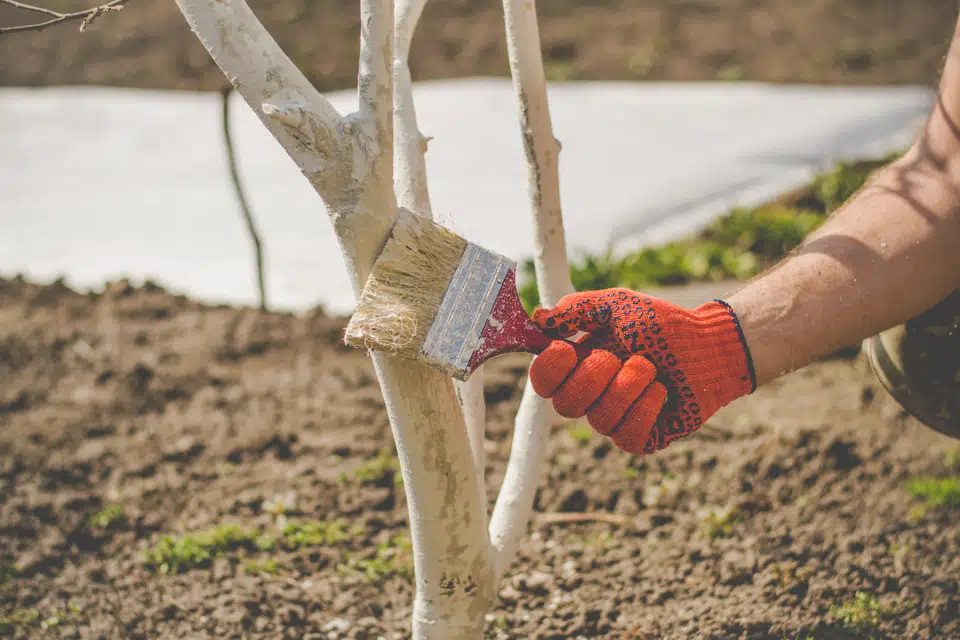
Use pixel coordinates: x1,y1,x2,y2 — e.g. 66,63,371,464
727,15,960,385
532,16,960,453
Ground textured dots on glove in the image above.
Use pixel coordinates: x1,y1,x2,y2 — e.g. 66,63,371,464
552,350,621,419
529,288,755,455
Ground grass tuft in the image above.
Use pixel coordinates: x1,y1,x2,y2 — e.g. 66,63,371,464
88,504,125,529
905,476,960,508
243,559,280,575
340,448,402,486
829,591,893,631
282,519,354,549
567,423,593,445
142,523,274,574
701,505,743,539
338,534,413,582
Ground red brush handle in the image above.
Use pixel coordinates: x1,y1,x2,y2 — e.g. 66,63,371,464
466,268,592,373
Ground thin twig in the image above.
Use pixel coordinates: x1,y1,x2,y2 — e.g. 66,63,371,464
0,0,126,34
535,512,632,526
221,87,269,312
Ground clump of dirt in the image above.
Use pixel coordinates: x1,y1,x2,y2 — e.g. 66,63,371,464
1,274,959,639
0,1,955,91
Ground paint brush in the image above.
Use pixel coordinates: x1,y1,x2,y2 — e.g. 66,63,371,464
344,209,588,380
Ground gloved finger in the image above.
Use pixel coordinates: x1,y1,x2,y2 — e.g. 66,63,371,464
586,355,657,436
529,340,579,398
610,381,667,454
531,291,617,338
551,349,621,419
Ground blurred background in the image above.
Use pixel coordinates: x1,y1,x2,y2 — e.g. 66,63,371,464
1,0,955,90
2,4,960,639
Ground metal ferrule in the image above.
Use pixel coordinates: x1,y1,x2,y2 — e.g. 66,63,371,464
420,242,515,379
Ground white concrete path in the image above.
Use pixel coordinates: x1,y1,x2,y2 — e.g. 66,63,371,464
0,79,932,314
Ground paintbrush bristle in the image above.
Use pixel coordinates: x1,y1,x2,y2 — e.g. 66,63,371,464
344,209,468,358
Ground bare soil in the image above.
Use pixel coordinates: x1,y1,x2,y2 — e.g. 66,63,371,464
0,1,956,91
2,275,959,639
2,2,960,639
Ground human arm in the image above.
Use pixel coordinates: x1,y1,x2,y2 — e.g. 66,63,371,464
528,14,960,454
729,21,960,383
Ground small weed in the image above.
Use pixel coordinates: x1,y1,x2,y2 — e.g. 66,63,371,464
0,609,39,634
829,591,892,632
262,491,297,519
243,559,280,575
0,560,18,586
621,466,640,479
562,531,616,548
40,602,81,630
142,523,272,574
944,448,960,470
341,448,401,486
905,476,960,508
907,504,928,524
770,561,811,586
567,423,593,445
339,534,413,582
0,603,80,634
701,505,743,539
88,504,125,529
282,519,353,549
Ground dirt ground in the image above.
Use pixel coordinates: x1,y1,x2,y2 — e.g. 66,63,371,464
2,2,960,639
0,1,957,91
2,275,959,639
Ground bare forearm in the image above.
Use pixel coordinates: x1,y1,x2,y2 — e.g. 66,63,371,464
730,12,960,386
728,152,960,385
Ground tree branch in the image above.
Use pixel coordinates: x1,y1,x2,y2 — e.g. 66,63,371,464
489,0,575,581
221,87,268,311
0,0,126,34
393,0,431,216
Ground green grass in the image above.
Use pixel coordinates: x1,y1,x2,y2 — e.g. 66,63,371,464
0,603,80,634
567,423,594,445
340,448,402,486
281,519,354,549
0,609,39,634
620,466,641,479
944,448,960,470
142,519,366,575
702,505,743,540
242,559,280,575
338,534,413,582
142,523,274,574
0,561,18,587
905,476,960,508
830,591,893,632
518,152,899,311
88,504,125,529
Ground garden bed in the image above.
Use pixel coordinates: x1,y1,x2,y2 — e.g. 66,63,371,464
2,272,959,639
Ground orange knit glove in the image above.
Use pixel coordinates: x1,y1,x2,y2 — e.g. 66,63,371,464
529,289,756,455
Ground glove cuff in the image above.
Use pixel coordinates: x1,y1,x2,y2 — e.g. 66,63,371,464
662,300,755,410
712,299,757,393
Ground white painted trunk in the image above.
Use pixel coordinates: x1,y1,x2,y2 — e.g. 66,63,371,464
173,0,574,635
489,0,576,581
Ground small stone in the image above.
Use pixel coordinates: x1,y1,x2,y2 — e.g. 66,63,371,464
498,584,522,603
